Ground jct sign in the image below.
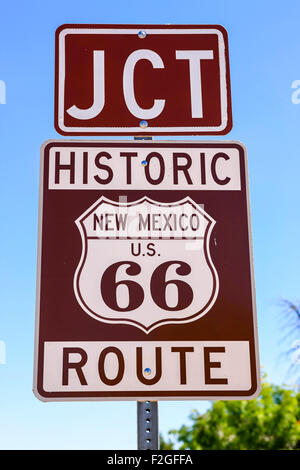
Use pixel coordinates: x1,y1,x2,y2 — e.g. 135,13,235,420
34,140,260,401
55,25,232,136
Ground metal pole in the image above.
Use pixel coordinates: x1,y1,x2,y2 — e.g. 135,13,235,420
133,135,159,450
137,400,159,450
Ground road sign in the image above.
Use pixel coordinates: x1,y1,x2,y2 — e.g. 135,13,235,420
34,140,260,401
55,24,232,136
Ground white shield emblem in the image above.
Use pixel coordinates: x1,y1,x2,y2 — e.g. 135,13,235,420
74,196,219,333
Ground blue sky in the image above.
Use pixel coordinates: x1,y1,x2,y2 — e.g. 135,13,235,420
0,0,300,450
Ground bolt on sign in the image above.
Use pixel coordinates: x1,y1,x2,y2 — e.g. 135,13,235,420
33,140,260,401
55,24,232,136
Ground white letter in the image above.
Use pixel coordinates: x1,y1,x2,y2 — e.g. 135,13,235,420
0,340,6,364
176,50,214,118
67,50,105,120
0,80,6,104
291,80,300,104
123,49,165,119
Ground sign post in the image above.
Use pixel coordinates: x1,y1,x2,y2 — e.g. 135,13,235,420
137,401,159,450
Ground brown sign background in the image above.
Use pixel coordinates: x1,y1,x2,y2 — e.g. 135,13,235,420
34,141,259,401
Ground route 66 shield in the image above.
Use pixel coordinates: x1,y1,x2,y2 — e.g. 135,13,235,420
74,196,219,333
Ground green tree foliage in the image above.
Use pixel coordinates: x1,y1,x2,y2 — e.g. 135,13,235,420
160,379,300,450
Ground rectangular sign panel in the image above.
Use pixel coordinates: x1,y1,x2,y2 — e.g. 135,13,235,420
55,25,232,136
34,140,260,401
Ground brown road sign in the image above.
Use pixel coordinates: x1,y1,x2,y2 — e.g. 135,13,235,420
33,140,260,401
55,24,232,136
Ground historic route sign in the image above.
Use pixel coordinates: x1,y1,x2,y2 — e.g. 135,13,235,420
55,24,232,136
33,140,260,401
